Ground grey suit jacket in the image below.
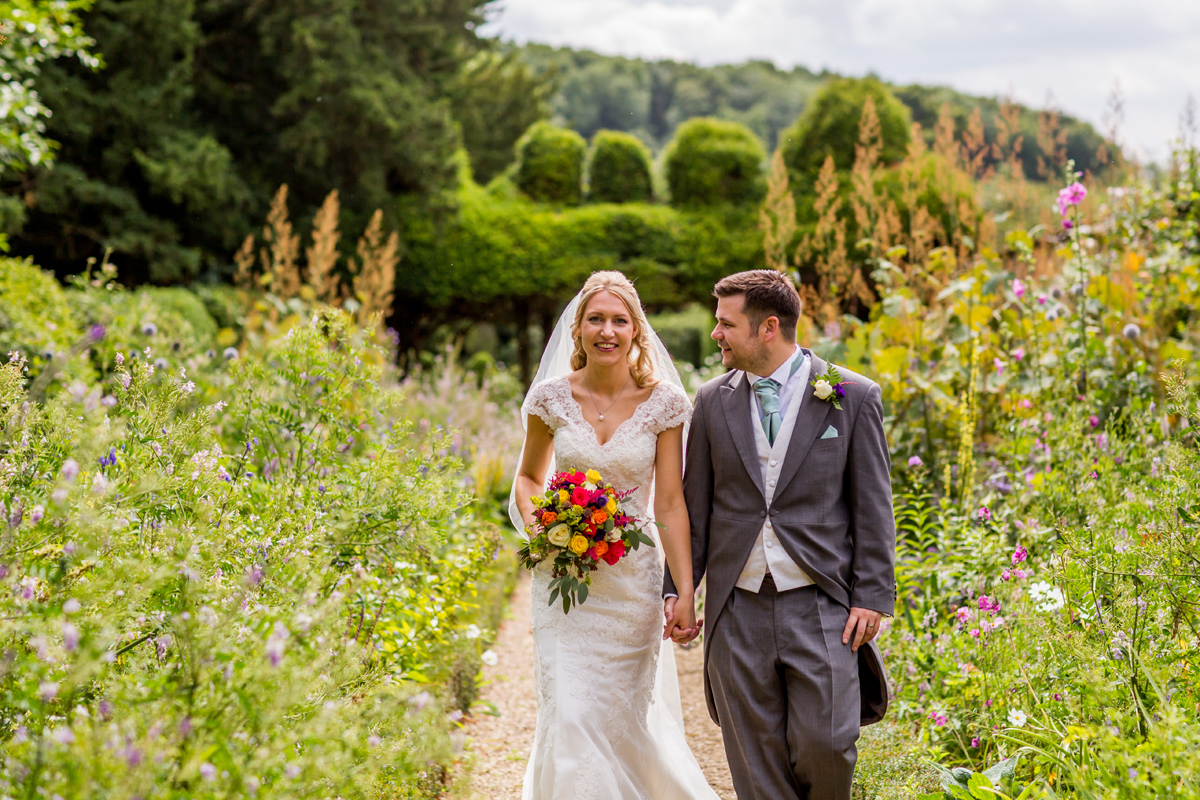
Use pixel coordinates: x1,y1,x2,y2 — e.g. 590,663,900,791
664,350,896,726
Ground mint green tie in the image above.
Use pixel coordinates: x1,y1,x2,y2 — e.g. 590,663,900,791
752,355,805,446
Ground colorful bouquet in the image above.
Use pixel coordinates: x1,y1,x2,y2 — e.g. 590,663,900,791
518,468,655,613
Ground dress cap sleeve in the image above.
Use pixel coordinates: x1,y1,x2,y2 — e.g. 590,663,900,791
648,382,692,434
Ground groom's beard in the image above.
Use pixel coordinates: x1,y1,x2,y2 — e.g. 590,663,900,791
723,339,771,375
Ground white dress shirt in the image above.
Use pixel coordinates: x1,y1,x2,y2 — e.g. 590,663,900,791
736,346,816,593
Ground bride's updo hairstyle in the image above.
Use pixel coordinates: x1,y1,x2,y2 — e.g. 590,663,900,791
569,271,660,388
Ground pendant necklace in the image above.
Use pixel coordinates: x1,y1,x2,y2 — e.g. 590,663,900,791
585,370,631,421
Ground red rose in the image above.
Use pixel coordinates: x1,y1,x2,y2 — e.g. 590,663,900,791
570,471,586,485
602,540,625,566
571,486,590,506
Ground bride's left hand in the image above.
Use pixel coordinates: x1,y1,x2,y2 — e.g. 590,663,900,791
664,596,702,643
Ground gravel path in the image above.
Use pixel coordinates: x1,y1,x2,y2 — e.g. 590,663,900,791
464,572,734,799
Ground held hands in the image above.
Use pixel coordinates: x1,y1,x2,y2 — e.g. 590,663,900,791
843,607,882,652
663,595,703,644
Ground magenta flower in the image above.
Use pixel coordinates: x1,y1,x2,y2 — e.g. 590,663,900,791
970,628,981,638
1037,295,1047,306
978,506,992,522
1062,218,1074,230
1012,545,1028,565
1015,568,1028,580
1063,181,1087,205
1018,399,1032,409
971,737,980,748
1013,347,1025,362
955,607,973,625
1089,415,1100,428
1012,278,1026,298
908,455,924,468
929,711,947,727
1001,569,1012,581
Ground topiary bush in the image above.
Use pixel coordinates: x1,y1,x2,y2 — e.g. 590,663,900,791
779,76,912,191
663,117,766,208
513,121,586,205
587,130,653,204
0,256,96,387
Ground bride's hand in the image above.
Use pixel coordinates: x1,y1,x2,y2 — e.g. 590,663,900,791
664,595,701,643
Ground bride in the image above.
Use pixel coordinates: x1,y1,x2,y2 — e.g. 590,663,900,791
510,271,719,799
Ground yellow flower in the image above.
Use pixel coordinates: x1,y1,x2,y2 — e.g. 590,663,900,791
547,524,572,548
585,469,602,484
606,497,617,515
557,489,569,504
568,535,590,556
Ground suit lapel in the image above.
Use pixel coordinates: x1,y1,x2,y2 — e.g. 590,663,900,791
719,371,766,498
775,351,835,495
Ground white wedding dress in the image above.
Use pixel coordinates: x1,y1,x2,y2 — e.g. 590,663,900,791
520,376,720,800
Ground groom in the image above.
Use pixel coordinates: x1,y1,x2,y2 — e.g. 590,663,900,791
665,270,895,800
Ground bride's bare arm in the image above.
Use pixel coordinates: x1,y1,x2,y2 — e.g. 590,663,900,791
514,415,555,531
654,425,697,636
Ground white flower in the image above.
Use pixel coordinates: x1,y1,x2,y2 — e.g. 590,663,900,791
583,482,596,491
813,380,833,400
481,649,498,666
464,624,481,640
1028,581,1065,612
1008,709,1028,727
606,527,622,543
546,524,571,548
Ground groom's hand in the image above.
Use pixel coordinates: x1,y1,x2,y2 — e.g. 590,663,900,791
664,597,702,643
843,607,882,652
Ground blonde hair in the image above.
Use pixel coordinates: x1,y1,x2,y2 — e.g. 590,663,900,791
569,271,660,388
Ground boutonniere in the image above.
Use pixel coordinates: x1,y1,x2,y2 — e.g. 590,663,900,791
811,365,851,410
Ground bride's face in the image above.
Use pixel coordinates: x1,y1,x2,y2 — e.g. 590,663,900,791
579,291,637,368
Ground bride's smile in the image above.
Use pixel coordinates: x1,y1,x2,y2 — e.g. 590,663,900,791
579,291,636,368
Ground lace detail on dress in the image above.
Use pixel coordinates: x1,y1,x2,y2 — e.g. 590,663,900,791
521,375,715,800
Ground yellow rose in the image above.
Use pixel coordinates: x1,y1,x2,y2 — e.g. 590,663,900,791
606,497,617,515
813,379,834,400
568,534,590,556
585,469,602,484
557,489,569,505
546,524,572,548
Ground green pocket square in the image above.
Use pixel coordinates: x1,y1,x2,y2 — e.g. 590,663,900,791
821,425,839,440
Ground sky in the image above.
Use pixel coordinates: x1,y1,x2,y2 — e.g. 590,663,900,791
482,0,1200,162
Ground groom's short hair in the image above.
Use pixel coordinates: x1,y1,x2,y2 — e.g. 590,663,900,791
714,270,802,339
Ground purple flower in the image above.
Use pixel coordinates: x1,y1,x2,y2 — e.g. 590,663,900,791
40,681,59,701
1012,278,1026,298
971,737,980,748
1037,295,1047,306
115,352,124,365
179,717,193,737
1053,693,1064,702
98,699,113,719
1012,545,1028,565
200,763,217,781
1088,415,1100,428
61,459,79,481
122,743,143,767
834,383,846,399
62,622,80,652
1122,323,1141,340
88,324,106,342
1062,218,1074,230
978,506,991,522
929,711,947,727
29,505,44,524
141,322,158,337
908,455,924,468
51,726,75,746
1001,569,1012,581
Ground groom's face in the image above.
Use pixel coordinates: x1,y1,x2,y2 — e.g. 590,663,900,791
713,295,769,374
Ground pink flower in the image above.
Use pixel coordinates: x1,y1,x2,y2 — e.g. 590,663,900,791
1012,545,1027,565
908,455,924,468
1012,278,1026,298
971,737,980,748
1089,415,1100,428
1063,181,1088,205
1015,568,1028,580
1019,399,1032,409
1013,347,1025,362
929,711,947,727
1062,218,1074,230
1001,569,1012,581
955,607,973,625
1037,295,1047,306
993,358,1004,375
978,506,991,522
970,628,981,638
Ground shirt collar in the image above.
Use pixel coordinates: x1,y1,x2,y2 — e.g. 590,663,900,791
750,345,803,385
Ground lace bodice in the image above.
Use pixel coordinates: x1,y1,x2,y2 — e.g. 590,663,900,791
522,376,691,520
519,376,714,800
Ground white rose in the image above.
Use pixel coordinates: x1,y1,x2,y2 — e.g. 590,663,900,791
546,524,571,548
606,527,622,543
583,482,596,491
813,380,833,400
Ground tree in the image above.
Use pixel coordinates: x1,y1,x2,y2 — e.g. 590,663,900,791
12,0,492,282
587,130,653,204
664,117,765,207
449,50,556,185
779,76,912,196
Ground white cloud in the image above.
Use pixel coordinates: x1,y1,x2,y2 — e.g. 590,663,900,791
484,0,1200,160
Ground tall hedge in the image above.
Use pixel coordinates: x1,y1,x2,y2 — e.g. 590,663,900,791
513,122,587,204
664,118,766,207
780,77,912,191
587,130,653,204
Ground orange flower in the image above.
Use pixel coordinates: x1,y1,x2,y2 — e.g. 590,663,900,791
541,511,557,525
591,509,608,525
592,540,610,558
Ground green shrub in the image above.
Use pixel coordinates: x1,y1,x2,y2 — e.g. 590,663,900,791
513,121,587,204
0,256,95,386
664,117,766,207
780,76,912,191
587,130,654,204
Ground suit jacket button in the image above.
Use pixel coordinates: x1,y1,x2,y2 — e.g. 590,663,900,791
770,509,777,515
760,510,767,518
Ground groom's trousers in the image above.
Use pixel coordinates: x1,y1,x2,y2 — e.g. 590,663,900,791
706,576,860,800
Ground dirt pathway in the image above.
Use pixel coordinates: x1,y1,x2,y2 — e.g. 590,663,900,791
465,572,734,798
